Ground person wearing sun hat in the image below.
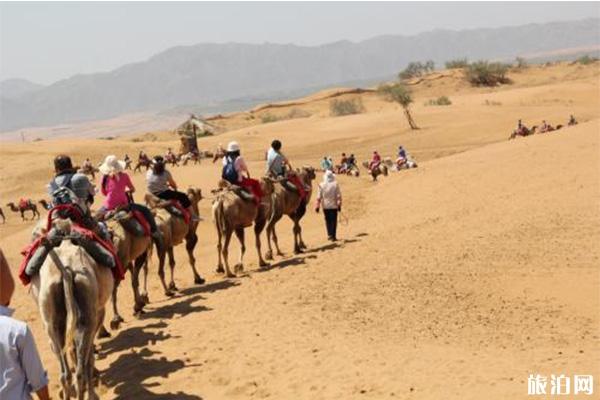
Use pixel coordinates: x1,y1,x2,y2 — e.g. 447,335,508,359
98,155,162,243
222,141,263,203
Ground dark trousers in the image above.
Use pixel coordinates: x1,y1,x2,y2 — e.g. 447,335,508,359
323,209,338,239
129,203,158,233
156,189,191,209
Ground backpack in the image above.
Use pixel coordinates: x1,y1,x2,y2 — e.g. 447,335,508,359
222,157,238,184
51,173,89,221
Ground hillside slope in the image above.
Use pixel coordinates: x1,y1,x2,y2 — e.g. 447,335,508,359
1,18,598,131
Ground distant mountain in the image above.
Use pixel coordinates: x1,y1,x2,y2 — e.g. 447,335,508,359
0,78,44,100
1,18,598,132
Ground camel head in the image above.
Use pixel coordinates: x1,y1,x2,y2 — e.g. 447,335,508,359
187,187,203,205
299,166,316,182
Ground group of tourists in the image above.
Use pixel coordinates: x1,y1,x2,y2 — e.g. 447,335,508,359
320,153,358,174
513,115,578,138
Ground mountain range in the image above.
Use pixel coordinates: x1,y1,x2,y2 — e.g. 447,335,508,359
1,18,598,132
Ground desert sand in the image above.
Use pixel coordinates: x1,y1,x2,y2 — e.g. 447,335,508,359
0,62,598,399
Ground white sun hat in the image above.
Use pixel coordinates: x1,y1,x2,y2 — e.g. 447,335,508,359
99,155,126,175
227,141,240,152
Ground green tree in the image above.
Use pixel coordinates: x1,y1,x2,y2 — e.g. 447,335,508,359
378,83,418,130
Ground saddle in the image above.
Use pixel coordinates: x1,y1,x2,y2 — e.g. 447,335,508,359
19,198,31,209
19,212,125,285
104,209,151,237
146,193,191,224
215,180,256,203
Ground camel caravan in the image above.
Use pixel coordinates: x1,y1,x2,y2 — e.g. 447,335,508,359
8,135,329,397
509,115,578,140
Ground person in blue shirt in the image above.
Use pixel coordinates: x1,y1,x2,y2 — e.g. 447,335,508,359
396,146,408,169
0,248,50,400
266,140,292,177
320,156,333,172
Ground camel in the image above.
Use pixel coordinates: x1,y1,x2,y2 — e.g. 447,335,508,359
361,161,388,181
39,199,51,211
165,153,180,167
78,164,99,180
212,178,275,277
180,152,201,166
102,210,163,325
265,167,316,259
30,220,113,400
134,158,152,173
509,125,537,140
7,199,40,221
145,188,204,296
0,207,4,223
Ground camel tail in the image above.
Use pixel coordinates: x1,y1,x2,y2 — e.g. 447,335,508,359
47,249,80,347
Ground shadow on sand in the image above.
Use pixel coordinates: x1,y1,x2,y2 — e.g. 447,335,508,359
102,347,203,399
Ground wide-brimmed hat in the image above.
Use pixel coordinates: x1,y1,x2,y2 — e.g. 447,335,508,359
99,155,126,175
227,141,240,152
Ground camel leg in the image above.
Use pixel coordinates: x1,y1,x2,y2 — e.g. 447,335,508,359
131,257,146,315
215,224,224,273
293,219,302,254
222,228,235,278
271,223,284,257
234,227,245,274
157,246,173,297
46,308,72,399
167,247,177,292
74,321,95,400
265,222,274,261
254,213,269,267
186,232,205,284
140,256,150,305
108,278,124,330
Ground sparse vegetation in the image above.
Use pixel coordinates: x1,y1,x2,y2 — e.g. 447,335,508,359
445,58,469,69
465,61,511,86
425,96,452,106
378,82,418,130
398,60,435,80
576,55,598,65
329,98,365,117
260,107,312,123
514,57,528,70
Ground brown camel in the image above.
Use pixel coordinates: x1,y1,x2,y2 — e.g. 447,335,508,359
180,152,201,166
212,178,275,277
0,207,4,223
78,165,99,180
265,167,316,259
146,188,204,296
361,161,388,181
7,200,40,220
30,221,113,400
134,158,152,173
509,125,537,140
103,210,163,325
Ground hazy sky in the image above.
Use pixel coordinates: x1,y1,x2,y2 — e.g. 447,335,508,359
1,2,598,84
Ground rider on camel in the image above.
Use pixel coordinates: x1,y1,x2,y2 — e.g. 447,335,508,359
338,153,349,173
568,114,578,126
222,141,263,204
369,151,382,171
396,146,407,169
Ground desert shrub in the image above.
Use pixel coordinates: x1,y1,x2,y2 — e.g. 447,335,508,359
514,57,528,69
260,113,280,123
286,108,311,119
576,55,598,65
329,98,365,116
466,61,511,86
99,136,115,140
425,96,452,106
398,60,435,80
445,58,469,69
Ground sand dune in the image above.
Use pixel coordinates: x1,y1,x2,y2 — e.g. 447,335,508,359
0,62,598,399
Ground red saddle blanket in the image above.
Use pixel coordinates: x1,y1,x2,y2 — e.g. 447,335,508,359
170,200,191,225
287,175,307,200
131,209,151,236
18,205,125,285
19,198,30,209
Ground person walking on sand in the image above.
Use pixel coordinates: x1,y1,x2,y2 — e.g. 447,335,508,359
315,170,342,242
0,248,50,400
